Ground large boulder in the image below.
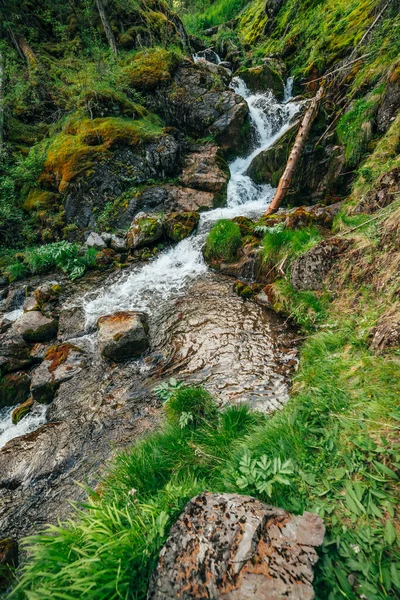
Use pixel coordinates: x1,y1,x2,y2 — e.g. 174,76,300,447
64,134,181,229
148,492,325,600
126,213,165,250
13,311,58,343
149,62,250,154
30,343,87,404
0,372,31,409
180,144,230,201
291,238,351,291
164,212,200,242
0,330,33,374
238,62,285,99
97,311,149,361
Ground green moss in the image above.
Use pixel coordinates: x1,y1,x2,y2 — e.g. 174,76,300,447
11,398,34,425
204,219,242,263
121,47,183,91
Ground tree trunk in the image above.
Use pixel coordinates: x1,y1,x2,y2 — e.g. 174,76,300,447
17,35,37,68
95,0,118,56
0,50,3,159
265,83,325,215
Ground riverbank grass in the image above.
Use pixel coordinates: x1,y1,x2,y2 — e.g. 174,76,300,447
203,219,242,262
10,297,400,599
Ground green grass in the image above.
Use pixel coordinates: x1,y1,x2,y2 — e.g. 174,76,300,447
269,279,330,332
204,219,242,262
261,224,323,265
183,0,249,35
9,304,400,599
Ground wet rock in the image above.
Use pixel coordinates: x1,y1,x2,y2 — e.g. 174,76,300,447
149,62,250,154
164,212,200,242
99,232,112,246
238,62,285,99
110,234,127,252
85,232,107,250
0,330,33,374
57,306,86,341
0,538,18,590
1,288,26,313
126,213,165,250
13,311,58,343
0,286,8,301
376,82,400,134
180,144,230,199
194,48,220,64
33,282,63,310
64,134,180,229
0,372,31,409
97,311,149,361
148,492,324,600
291,238,351,290
353,167,400,215
206,242,265,282
0,278,8,290
23,295,40,312
11,397,34,425
95,248,117,267
168,185,219,212
30,343,87,404
371,306,400,353
247,121,345,205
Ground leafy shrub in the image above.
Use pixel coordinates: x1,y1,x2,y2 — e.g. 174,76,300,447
233,450,294,497
204,219,242,263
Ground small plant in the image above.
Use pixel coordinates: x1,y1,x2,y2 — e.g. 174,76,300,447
204,219,242,263
153,378,185,403
165,386,218,428
234,450,295,497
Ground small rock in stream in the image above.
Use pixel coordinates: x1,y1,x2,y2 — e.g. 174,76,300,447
97,311,149,361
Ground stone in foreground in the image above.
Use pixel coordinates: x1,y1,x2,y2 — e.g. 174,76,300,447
148,492,325,600
97,311,149,361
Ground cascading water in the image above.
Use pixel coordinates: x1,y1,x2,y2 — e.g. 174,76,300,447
0,77,300,449
84,78,300,326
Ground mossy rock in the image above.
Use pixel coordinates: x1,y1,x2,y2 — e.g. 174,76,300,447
232,216,255,236
126,213,165,249
11,397,34,425
121,48,184,91
237,63,284,100
164,212,200,242
0,373,31,409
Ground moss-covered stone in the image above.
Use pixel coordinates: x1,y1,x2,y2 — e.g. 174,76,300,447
164,211,200,242
237,63,284,99
121,48,184,91
126,213,165,249
11,397,34,425
0,373,31,409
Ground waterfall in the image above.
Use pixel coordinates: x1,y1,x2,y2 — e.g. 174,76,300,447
84,79,300,326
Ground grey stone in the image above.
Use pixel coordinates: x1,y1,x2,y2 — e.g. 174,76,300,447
85,232,107,250
109,235,127,252
57,306,86,341
13,311,58,343
126,213,164,250
0,330,32,374
148,492,324,600
291,238,351,290
97,311,149,361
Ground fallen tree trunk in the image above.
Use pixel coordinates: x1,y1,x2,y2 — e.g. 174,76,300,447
265,83,325,215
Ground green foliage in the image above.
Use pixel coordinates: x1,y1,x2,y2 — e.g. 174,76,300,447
3,242,98,282
261,224,322,265
183,0,249,34
204,219,242,263
153,377,185,403
165,386,218,429
233,450,294,497
269,279,329,332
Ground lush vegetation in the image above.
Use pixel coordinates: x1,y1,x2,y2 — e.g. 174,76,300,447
203,219,242,262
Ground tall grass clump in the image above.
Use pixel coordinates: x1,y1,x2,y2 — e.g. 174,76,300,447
204,219,242,263
261,224,322,265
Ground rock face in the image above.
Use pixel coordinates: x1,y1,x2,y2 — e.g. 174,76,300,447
371,306,400,353
353,167,400,214
30,343,87,403
148,492,325,600
291,238,350,290
180,144,230,200
0,372,31,408
64,134,181,229
149,62,250,154
247,121,345,205
97,311,149,361
0,331,32,374
238,62,284,99
126,213,165,250
164,212,200,242
13,311,58,343
0,538,18,590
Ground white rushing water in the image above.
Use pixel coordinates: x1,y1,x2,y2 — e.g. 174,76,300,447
0,403,47,449
84,78,300,326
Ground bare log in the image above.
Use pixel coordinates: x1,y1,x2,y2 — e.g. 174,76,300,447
265,83,325,215
95,0,118,56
